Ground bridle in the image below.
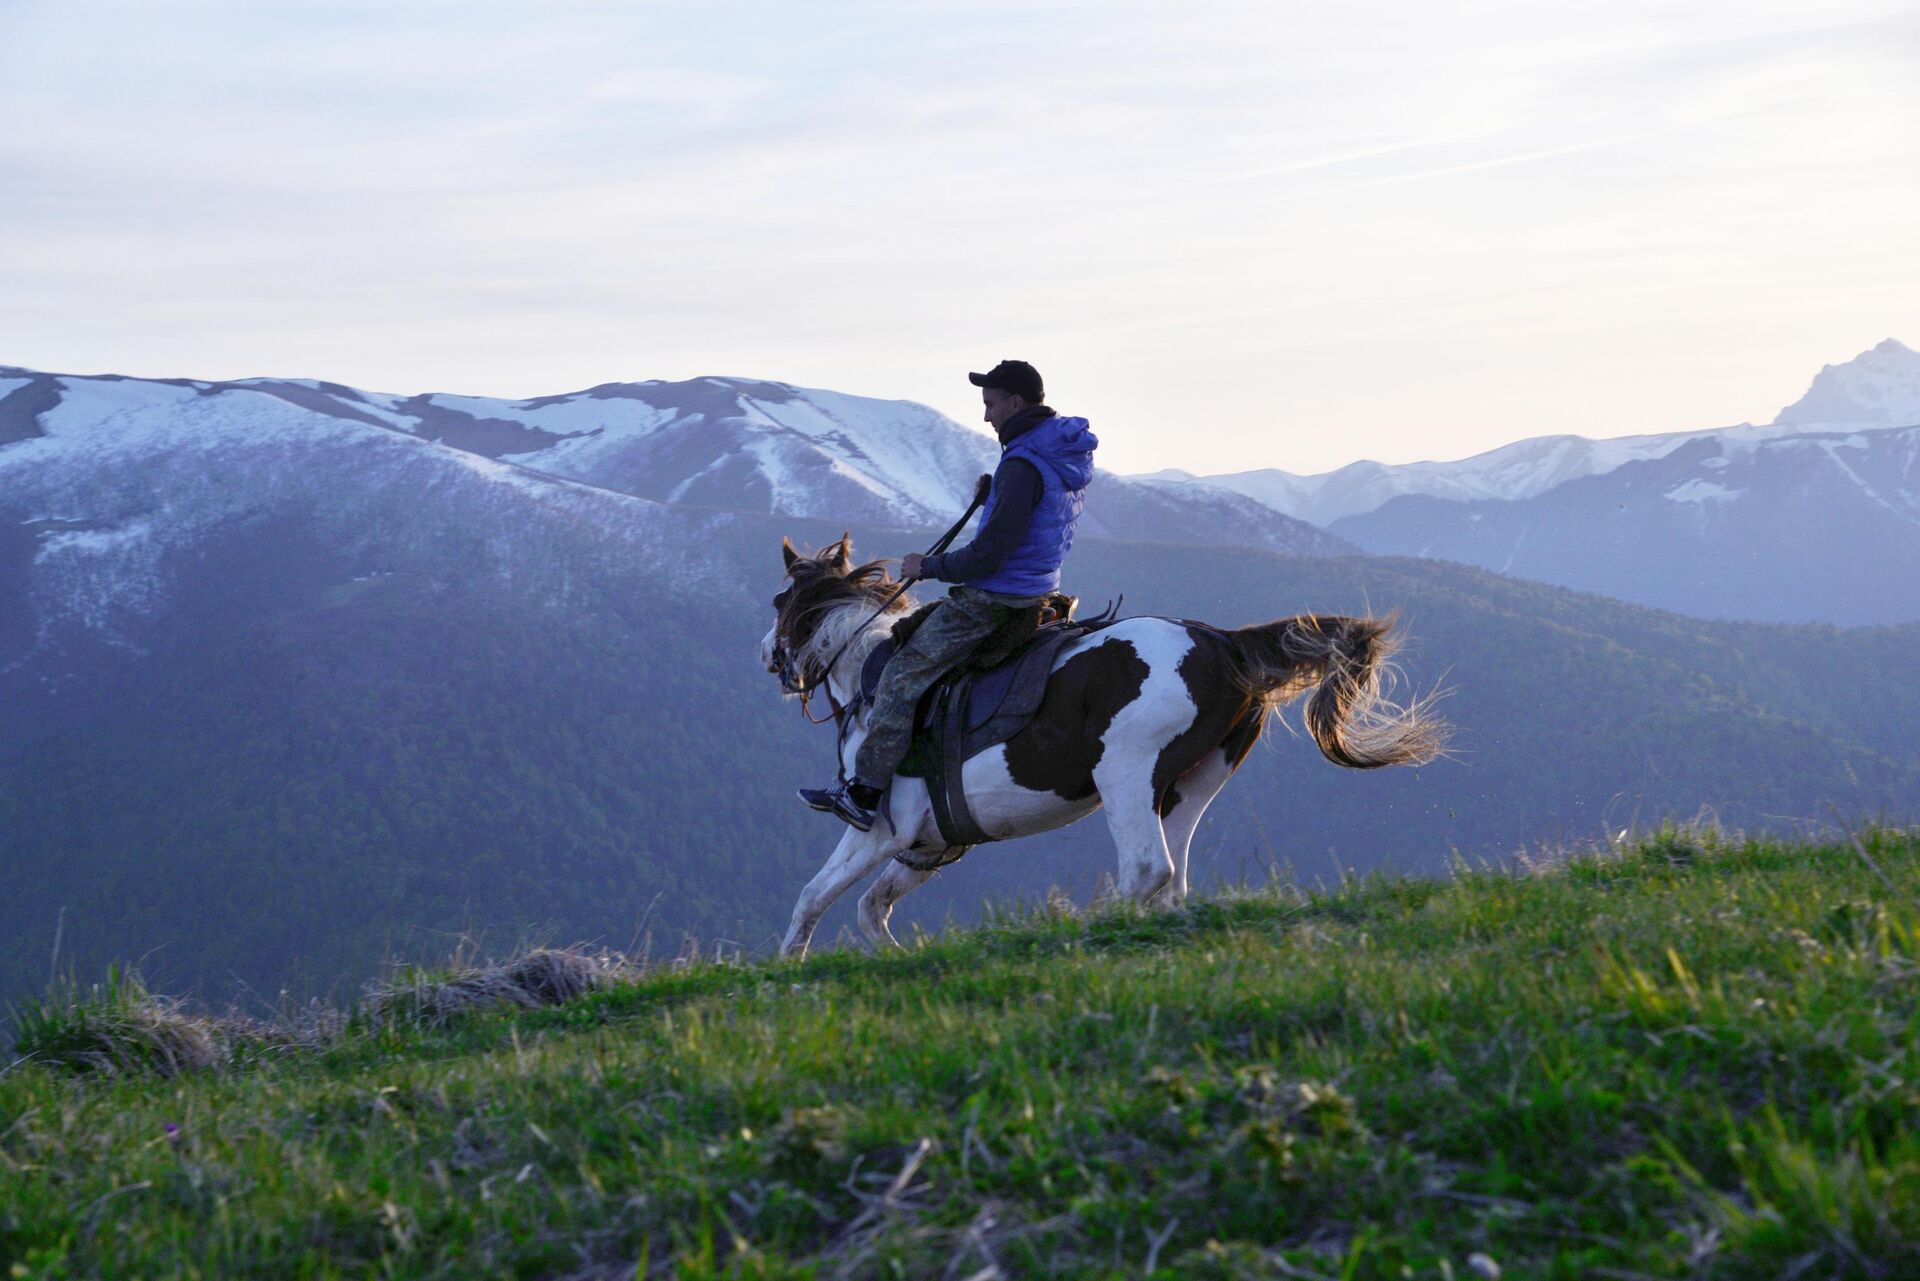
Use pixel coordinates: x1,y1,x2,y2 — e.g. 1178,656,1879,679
770,585,896,727
770,631,841,725
768,579,853,725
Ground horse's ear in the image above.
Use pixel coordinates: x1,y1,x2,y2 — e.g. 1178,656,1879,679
831,532,853,571
781,537,800,570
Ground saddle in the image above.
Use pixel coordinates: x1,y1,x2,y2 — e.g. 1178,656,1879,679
857,593,1120,859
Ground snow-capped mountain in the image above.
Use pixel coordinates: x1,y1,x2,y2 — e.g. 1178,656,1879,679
1125,339,1920,624
1144,339,1920,527
0,367,738,705
0,366,1346,565
1774,338,1920,430
1330,424,1920,625
399,374,1346,551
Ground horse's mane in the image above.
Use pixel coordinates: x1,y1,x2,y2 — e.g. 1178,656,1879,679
778,539,917,685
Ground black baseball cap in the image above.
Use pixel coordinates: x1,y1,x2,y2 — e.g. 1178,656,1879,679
968,359,1044,403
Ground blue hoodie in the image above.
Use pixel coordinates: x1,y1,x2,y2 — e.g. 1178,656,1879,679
965,413,1098,597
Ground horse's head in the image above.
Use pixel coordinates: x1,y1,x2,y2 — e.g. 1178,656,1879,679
762,533,908,697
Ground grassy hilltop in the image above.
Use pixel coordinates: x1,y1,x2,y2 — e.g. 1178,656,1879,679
4,829,1918,1279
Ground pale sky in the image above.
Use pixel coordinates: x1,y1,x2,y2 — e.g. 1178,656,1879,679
3,0,1916,475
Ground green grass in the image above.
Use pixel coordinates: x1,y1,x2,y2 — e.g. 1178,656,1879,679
4,828,1919,1279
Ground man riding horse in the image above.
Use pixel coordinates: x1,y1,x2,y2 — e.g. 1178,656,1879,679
766,385,1445,959
798,358,1096,831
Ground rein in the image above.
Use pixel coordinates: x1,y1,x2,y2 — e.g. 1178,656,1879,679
796,672,843,725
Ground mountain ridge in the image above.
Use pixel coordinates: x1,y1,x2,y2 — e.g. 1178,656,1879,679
1138,338,1920,526
1328,420,1920,625
1128,340,1920,624
0,363,1348,559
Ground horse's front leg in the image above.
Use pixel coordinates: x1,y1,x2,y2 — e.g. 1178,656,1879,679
781,823,901,960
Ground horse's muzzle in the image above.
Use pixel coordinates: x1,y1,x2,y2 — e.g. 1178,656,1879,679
771,642,807,696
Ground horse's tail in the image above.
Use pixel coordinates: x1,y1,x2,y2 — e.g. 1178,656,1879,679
1225,614,1448,769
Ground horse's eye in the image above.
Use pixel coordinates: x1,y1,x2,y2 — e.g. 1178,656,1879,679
772,586,793,609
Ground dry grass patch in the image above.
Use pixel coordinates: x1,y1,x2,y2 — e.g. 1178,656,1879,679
6,944,628,1077
360,945,630,1029
7,966,242,1078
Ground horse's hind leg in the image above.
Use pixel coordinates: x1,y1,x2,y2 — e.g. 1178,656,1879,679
782,825,904,960
858,857,937,949
1095,757,1176,906
1160,749,1238,904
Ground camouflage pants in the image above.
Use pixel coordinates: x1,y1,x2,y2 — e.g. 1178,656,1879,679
853,588,1025,789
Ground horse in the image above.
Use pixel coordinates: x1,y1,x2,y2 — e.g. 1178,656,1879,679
761,534,1447,960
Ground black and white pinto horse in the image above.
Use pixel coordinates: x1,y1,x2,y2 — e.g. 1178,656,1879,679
762,535,1446,960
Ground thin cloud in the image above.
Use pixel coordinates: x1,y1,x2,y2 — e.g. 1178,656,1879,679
1264,124,1700,204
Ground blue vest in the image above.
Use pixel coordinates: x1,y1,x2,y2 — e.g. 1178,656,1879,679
965,414,1098,597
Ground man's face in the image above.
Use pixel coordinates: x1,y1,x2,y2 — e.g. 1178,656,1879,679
982,387,1025,431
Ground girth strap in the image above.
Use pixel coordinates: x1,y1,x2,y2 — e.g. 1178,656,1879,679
930,680,990,848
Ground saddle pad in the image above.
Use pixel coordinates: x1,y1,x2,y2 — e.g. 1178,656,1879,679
954,626,1074,744
859,633,1041,718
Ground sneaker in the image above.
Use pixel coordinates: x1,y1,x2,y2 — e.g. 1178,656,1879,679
796,781,880,831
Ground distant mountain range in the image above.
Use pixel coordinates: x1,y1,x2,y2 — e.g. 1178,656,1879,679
1327,425,1920,625
1142,339,1920,523
3,349,1917,1005
1139,339,1920,624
